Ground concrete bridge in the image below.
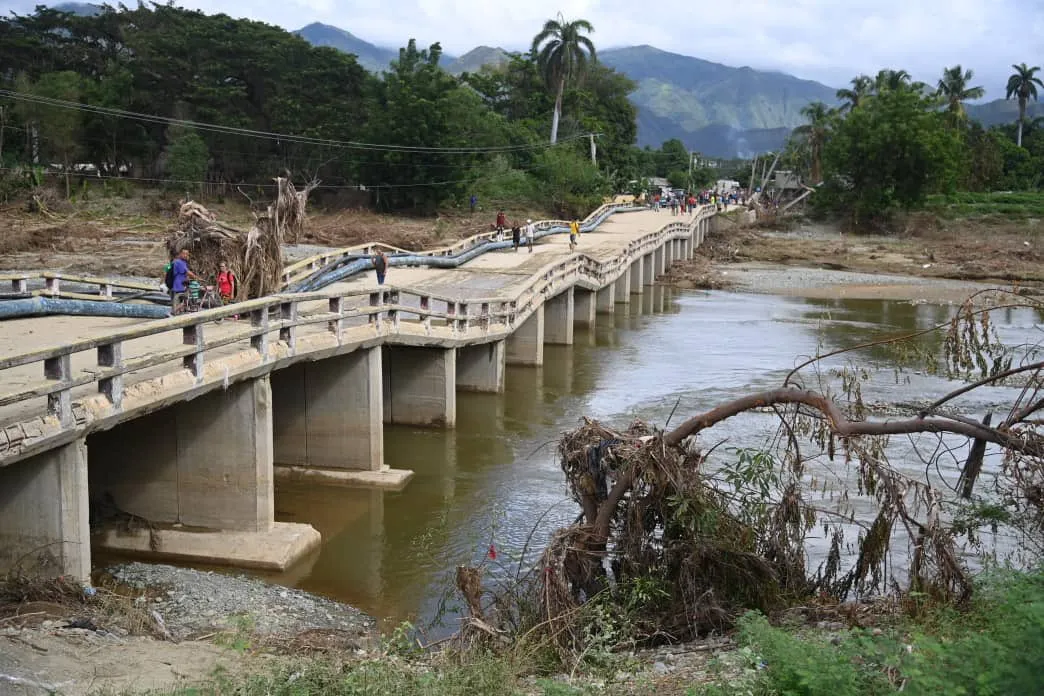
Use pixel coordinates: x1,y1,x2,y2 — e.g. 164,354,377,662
0,203,714,582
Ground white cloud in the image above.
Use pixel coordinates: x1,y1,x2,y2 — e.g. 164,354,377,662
3,0,1041,97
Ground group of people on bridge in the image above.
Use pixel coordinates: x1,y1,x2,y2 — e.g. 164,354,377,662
163,249,239,315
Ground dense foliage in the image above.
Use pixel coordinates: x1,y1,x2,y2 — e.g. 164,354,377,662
784,65,1044,227
0,4,660,214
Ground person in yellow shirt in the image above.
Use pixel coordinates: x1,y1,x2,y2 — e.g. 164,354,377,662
569,219,580,250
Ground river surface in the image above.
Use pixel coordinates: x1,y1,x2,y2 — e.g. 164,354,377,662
265,287,1043,629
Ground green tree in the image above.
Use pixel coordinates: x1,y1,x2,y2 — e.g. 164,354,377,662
163,125,209,195
1005,63,1043,147
820,85,963,226
937,65,984,123
530,147,608,216
531,15,596,144
14,70,84,197
792,101,833,184
836,75,872,112
655,139,690,177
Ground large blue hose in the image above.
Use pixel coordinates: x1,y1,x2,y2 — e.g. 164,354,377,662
0,297,170,320
0,204,649,319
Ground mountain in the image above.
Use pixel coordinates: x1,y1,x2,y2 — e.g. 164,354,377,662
966,99,1044,127
52,2,102,15
600,45,839,155
294,23,400,73
446,46,511,75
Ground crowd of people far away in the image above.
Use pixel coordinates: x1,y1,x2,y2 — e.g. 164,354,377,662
646,188,745,214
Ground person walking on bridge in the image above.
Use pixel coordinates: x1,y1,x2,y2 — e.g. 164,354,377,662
372,249,389,285
511,223,521,251
569,219,580,251
170,248,200,315
526,219,535,253
495,210,507,242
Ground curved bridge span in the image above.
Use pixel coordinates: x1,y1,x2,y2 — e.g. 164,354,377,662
0,205,714,580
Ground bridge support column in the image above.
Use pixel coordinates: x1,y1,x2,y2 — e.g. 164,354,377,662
630,258,644,294
655,247,665,278
272,347,410,489
643,253,655,285
596,285,615,314
457,340,505,393
383,346,456,428
665,240,675,268
574,288,596,328
614,270,631,304
544,288,574,345
507,306,544,366
90,377,320,571
0,440,89,581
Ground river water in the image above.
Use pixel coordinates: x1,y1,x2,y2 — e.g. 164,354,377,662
267,287,1043,628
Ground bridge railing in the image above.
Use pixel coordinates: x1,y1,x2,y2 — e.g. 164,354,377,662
0,272,158,301
0,208,711,433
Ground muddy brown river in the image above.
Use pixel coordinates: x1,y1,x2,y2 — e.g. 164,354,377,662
259,287,1041,629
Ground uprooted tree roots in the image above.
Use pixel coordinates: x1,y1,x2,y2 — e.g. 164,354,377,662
166,176,317,299
451,289,1044,666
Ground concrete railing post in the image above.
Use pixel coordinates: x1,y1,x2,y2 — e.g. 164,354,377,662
98,341,124,410
44,354,73,426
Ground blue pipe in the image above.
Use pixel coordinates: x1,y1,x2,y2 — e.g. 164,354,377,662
0,297,170,320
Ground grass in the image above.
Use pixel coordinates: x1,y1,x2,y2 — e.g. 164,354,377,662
925,191,1044,219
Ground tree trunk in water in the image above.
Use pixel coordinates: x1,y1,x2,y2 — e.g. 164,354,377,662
550,78,565,144
1017,98,1026,147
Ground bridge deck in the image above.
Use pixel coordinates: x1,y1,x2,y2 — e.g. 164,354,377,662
0,209,696,432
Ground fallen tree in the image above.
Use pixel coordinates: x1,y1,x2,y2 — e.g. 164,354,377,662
166,176,317,300
455,289,1044,665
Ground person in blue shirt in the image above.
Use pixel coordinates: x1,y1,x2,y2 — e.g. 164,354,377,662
171,248,199,314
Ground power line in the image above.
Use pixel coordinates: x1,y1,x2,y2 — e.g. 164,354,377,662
0,89,591,154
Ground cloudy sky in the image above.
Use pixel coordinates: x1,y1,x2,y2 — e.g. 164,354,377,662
5,0,1043,98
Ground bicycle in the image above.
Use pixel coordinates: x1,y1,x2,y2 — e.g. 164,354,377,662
182,279,224,313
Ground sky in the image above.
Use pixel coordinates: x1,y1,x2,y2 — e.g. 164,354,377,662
4,0,1043,98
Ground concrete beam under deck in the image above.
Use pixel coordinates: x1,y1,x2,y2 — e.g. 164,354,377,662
544,288,574,345
456,340,505,393
89,376,320,571
0,440,90,580
506,305,544,366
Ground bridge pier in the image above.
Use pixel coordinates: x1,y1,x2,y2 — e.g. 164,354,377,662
271,347,410,488
0,440,90,580
596,285,615,314
574,288,596,328
90,377,320,571
382,346,456,427
506,305,544,366
614,269,631,304
544,288,574,345
654,246,666,278
457,340,506,393
629,259,644,295
643,253,655,286
665,240,675,268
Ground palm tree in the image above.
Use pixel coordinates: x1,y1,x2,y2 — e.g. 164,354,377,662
873,69,914,94
937,65,985,122
531,15,596,144
792,102,832,184
1005,63,1043,147
836,75,872,112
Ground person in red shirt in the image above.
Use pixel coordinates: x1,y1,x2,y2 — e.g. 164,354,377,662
495,210,507,242
217,261,238,303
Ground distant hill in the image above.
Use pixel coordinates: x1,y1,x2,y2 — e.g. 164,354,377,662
52,2,102,15
599,45,839,155
446,46,511,75
967,99,1044,127
294,23,400,73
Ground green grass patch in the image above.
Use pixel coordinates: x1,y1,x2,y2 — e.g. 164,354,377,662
925,191,1044,219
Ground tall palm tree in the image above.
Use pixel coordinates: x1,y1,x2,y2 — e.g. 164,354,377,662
531,15,596,144
874,69,912,93
937,65,985,122
836,75,872,112
1005,63,1043,147
792,102,832,184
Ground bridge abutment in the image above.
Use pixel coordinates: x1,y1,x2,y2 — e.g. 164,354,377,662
544,288,574,345
0,440,90,580
506,305,544,366
382,346,456,427
456,340,506,393
90,376,320,570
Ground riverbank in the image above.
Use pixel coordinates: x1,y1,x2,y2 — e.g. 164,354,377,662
665,213,1043,302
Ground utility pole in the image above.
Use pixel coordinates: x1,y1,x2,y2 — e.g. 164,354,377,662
589,134,597,165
